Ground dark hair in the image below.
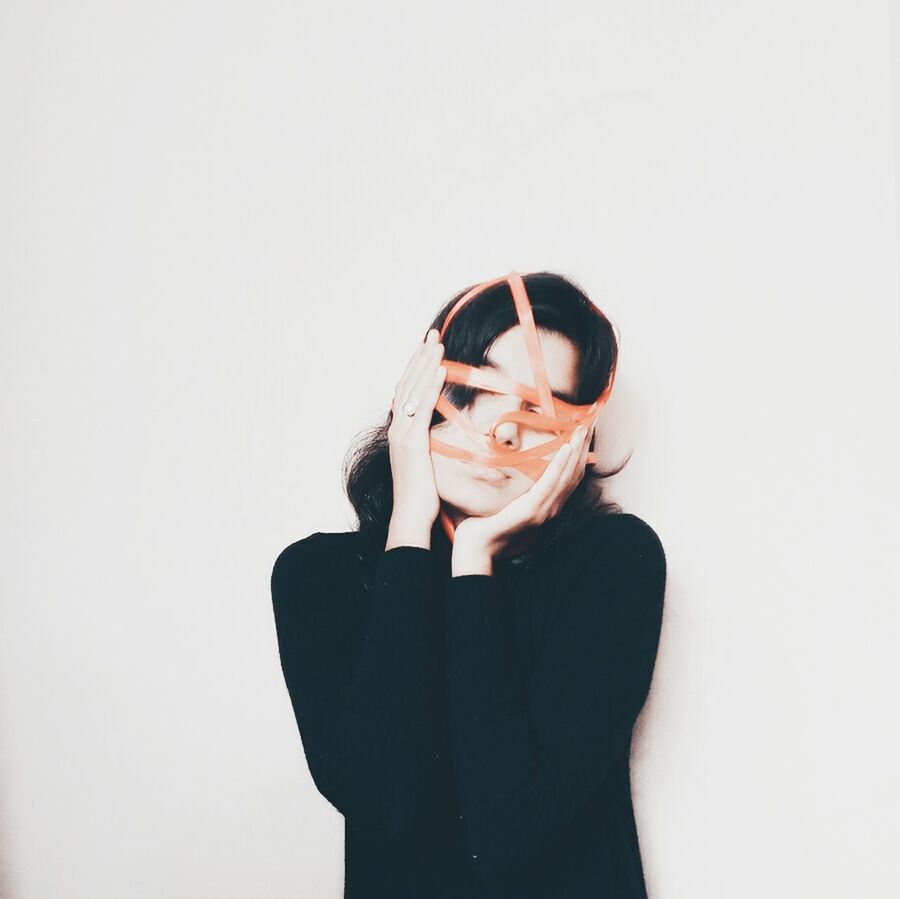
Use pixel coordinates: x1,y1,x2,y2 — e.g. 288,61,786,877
343,271,630,585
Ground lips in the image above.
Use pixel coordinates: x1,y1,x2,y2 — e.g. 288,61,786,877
467,462,511,481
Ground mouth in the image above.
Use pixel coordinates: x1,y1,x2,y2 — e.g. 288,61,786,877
466,461,512,483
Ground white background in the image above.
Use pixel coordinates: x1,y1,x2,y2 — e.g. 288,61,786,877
2,1,899,896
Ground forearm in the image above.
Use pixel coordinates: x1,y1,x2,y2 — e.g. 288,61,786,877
321,547,452,840
272,538,453,847
441,516,667,876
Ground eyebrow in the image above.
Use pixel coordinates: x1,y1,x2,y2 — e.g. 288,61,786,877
481,358,578,406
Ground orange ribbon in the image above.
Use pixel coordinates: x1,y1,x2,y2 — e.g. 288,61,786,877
429,271,617,543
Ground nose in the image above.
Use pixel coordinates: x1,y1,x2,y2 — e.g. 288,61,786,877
480,393,526,452
491,416,521,451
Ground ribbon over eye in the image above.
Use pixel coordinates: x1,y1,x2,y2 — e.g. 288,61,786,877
429,270,617,494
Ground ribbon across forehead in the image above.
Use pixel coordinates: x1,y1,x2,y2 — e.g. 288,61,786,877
428,270,617,483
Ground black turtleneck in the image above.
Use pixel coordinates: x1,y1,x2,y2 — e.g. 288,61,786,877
270,511,666,898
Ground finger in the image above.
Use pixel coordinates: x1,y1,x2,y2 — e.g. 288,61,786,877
578,424,592,469
397,339,444,423
539,427,585,507
397,328,437,401
552,431,583,497
393,329,438,413
402,332,443,406
409,362,447,432
403,343,444,405
393,330,433,409
527,442,573,508
566,425,589,477
559,425,589,492
479,441,571,535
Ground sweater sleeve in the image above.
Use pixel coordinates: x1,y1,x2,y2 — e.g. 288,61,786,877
271,533,452,849
443,514,666,877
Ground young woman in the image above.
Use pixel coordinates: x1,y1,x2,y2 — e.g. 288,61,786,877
271,271,667,898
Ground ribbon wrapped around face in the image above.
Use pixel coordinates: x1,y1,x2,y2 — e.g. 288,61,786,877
429,270,617,486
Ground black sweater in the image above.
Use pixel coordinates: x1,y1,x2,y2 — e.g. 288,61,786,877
271,512,666,898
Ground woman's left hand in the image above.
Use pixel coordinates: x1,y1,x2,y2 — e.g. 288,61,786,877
453,424,591,561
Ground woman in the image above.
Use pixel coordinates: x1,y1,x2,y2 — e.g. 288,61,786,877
271,271,667,898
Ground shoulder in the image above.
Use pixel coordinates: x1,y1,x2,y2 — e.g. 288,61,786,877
537,514,667,651
271,530,362,593
567,512,665,562
558,512,667,601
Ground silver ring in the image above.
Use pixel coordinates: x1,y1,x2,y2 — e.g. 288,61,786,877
402,401,418,417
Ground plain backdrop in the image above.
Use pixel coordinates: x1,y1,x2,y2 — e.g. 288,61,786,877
2,1,899,897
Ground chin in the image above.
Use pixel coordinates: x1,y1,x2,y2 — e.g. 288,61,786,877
441,487,508,519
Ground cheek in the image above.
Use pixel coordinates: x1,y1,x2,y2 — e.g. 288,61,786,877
430,418,466,446
429,423,469,479
520,429,559,454
430,453,457,488
429,444,471,497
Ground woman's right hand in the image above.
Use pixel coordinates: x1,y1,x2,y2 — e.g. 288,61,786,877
387,328,447,538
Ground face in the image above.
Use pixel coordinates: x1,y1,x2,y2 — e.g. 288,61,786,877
431,325,581,528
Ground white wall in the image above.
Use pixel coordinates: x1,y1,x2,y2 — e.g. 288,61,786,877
2,1,898,896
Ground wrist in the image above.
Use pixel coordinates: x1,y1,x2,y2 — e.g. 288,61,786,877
451,534,494,577
386,511,432,550
451,550,493,577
